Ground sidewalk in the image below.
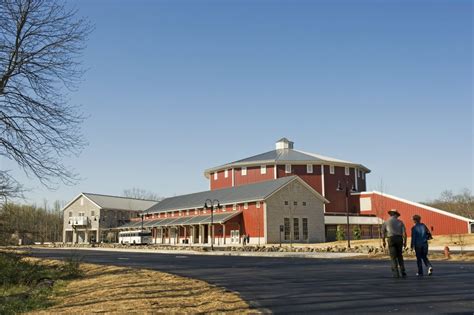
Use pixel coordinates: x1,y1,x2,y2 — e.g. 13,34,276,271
36,246,364,259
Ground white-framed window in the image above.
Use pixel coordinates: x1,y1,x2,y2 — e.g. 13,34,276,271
345,167,350,176
171,212,175,217
186,210,189,216
256,201,261,209
242,167,247,176
80,197,84,206
362,172,365,180
91,211,95,217
285,164,291,174
233,204,237,211
357,169,361,177
222,205,226,212
225,169,228,178
244,202,248,210
214,172,218,180
307,164,313,174
261,165,267,174
329,165,335,174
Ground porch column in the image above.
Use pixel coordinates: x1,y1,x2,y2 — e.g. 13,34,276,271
222,224,226,245
198,225,202,244
184,226,187,244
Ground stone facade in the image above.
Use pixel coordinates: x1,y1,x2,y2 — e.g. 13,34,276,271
63,195,142,244
265,180,326,244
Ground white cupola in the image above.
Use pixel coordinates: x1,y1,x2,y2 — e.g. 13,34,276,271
275,138,294,150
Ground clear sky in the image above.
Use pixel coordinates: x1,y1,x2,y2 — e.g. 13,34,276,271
3,0,472,206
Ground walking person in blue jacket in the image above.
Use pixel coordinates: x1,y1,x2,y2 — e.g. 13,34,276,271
411,215,433,276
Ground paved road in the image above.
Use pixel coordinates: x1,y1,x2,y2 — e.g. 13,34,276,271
28,248,474,314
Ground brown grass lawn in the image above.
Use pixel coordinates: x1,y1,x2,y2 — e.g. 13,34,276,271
29,259,252,314
292,233,474,249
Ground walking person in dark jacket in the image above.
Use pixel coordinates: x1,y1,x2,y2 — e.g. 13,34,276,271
382,209,407,278
411,214,433,276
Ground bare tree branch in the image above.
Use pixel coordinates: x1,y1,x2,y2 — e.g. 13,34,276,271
0,0,92,192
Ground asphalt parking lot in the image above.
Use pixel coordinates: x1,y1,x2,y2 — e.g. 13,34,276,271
29,248,474,314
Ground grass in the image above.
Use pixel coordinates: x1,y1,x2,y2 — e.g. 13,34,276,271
0,250,83,315
31,261,252,314
0,249,252,314
291,233,474,249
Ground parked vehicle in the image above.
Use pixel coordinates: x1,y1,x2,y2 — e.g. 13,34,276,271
118,230,152,245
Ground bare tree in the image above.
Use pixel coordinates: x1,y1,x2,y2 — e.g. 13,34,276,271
123,187,162,201
0,171,23,202
0,0,91,192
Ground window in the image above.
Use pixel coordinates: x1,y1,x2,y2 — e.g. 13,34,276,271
79,212,85,217
261,165,267,174
186,210,189,216
284,201,289,206
256,201,261,209
307,164,313,174
221,205,226,212
91,211,95,217
244,202,248,210
357,169,360,178
225,169,228,178
80,198,84,206
68,211,72,217
302,202,307,206
284,218,290,240
214,172,218,180
362,172,365,180
285,164,291,174
345,167,350,176
330,165,335,174
233,204,237,211
293,218,300,240
293,201,298,206
302,218,308,240
242,167,247,176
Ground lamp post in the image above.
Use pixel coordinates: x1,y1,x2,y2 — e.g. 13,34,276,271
336,179,356,249
204,199,220,251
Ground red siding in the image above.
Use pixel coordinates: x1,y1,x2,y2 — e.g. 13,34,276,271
210,169,233,190
234,165,275,187
356,193,469,236
240,202,265,239
323,166,359,213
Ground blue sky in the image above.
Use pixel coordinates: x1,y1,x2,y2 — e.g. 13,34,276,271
3,0,472,206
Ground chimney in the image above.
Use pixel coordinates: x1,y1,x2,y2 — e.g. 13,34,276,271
275,138,294,150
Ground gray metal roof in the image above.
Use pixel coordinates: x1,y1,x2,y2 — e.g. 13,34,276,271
83,193,158,211
205,148,370,176
117,211,243,229
146,176,299,214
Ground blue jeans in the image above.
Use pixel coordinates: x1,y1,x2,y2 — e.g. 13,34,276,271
414,243,432,275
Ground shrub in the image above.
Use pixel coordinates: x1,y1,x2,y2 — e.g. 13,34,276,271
353,226,361,240
336,225,345,241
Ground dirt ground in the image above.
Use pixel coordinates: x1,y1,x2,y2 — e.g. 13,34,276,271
29,259,252,314
293,233,474,249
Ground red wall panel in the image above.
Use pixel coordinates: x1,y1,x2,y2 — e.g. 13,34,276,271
356,193,469,236
234,165,275,187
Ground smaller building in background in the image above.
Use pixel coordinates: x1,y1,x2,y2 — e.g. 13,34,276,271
62,193,158,244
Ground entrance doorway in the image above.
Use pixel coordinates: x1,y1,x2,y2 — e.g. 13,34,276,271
230,230,240,244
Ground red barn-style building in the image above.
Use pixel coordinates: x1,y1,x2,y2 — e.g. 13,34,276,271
113,138,473,245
